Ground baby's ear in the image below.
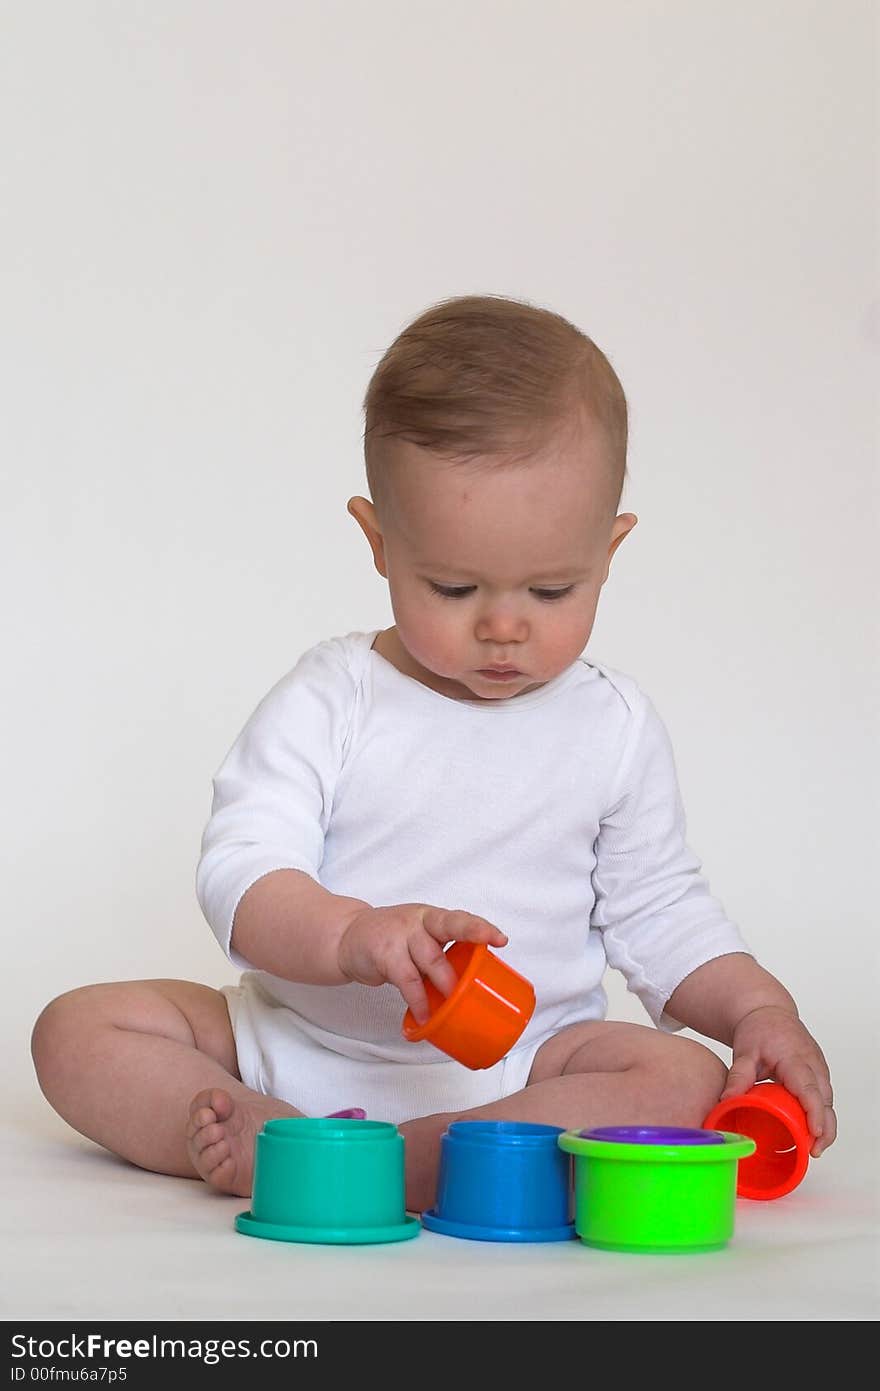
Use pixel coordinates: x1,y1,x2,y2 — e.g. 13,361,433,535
602,512,638,579
347,497,388,578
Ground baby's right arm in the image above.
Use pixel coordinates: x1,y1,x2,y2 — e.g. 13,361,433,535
199,641,506,1020
231,868,369,982
232,869,506,1023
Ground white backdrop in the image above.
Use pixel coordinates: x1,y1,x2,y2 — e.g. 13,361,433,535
3,2,877,1154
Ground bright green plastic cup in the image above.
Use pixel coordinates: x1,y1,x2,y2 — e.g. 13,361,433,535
235,1118,420,1245
557,1128,756,1253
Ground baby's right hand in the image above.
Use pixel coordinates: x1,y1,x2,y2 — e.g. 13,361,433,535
337,904,508,1025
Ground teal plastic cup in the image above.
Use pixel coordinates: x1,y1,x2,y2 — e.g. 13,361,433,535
235,1118,420,1245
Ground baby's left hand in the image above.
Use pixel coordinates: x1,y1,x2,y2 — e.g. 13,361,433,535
722,1006,836,1157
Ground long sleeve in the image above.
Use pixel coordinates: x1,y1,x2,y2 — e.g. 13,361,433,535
195,640,356,968
590,690,752,1029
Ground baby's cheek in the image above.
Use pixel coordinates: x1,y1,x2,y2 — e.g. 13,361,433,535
411,623,458,670
403,612,462,673
550,598,601,665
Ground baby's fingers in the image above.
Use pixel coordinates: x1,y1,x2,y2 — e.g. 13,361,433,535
720,1053,758,1100
812,1102,837,1157
774,1059,833,1146
409,933,459,1003
392,958,432,1026
424,908,508,950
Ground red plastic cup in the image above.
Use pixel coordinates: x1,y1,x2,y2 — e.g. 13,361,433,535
703,1081,812,1200
401,941,535,1070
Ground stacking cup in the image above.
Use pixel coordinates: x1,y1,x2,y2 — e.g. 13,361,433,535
558,1125,756,1253
235,1117,420,1244
402,941,536,1069
703,1081,812,1200
421,1120,575,1242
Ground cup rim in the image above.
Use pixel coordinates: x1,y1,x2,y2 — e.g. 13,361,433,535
558,1129,756,1162
445,1119,566,1147
704,1081,810,1143
260,1117,397,1142
401,941,486,1042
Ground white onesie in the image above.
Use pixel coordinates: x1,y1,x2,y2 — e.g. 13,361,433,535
196,630,750,1123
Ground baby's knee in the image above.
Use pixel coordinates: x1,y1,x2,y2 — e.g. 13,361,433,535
650,1035,727,1129
31,985,105,1084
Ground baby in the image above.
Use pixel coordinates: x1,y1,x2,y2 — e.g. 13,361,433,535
31,294,836,1212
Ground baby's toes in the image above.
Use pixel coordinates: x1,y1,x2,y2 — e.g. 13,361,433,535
203,1087,235,1122
197,1137,232,1174
189,1088,220,1120
189,1119,226,1155
186,1106,214,1139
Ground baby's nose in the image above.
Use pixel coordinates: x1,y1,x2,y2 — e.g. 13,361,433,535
475,605,528,643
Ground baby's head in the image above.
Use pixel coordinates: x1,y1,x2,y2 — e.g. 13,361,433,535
349,294,637,701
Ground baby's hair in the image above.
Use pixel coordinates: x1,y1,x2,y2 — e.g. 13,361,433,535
361,293,628,520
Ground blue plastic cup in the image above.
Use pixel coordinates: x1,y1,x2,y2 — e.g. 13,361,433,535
421,1120,575,1242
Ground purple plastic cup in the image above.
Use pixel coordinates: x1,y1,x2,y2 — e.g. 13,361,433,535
579,1126,725,1145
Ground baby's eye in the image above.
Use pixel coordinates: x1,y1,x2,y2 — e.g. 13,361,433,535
531,586,574,602
429,582,477,599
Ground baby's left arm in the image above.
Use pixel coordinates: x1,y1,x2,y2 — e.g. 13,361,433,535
665,953,836,1157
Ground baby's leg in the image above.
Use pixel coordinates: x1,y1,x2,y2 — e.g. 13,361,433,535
399,1021,726,1212
31,979,301,1197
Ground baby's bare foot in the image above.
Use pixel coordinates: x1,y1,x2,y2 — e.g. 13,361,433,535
185,1087,299,1197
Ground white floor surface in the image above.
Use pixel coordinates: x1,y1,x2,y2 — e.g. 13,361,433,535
5,1084,878,1324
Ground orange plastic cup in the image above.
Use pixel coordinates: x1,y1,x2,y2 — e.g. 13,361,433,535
401,941,536,1070
703,1081,812,1200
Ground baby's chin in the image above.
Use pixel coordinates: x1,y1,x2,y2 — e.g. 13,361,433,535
414,667,529,702
397,639,550,701
458,671,548,701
